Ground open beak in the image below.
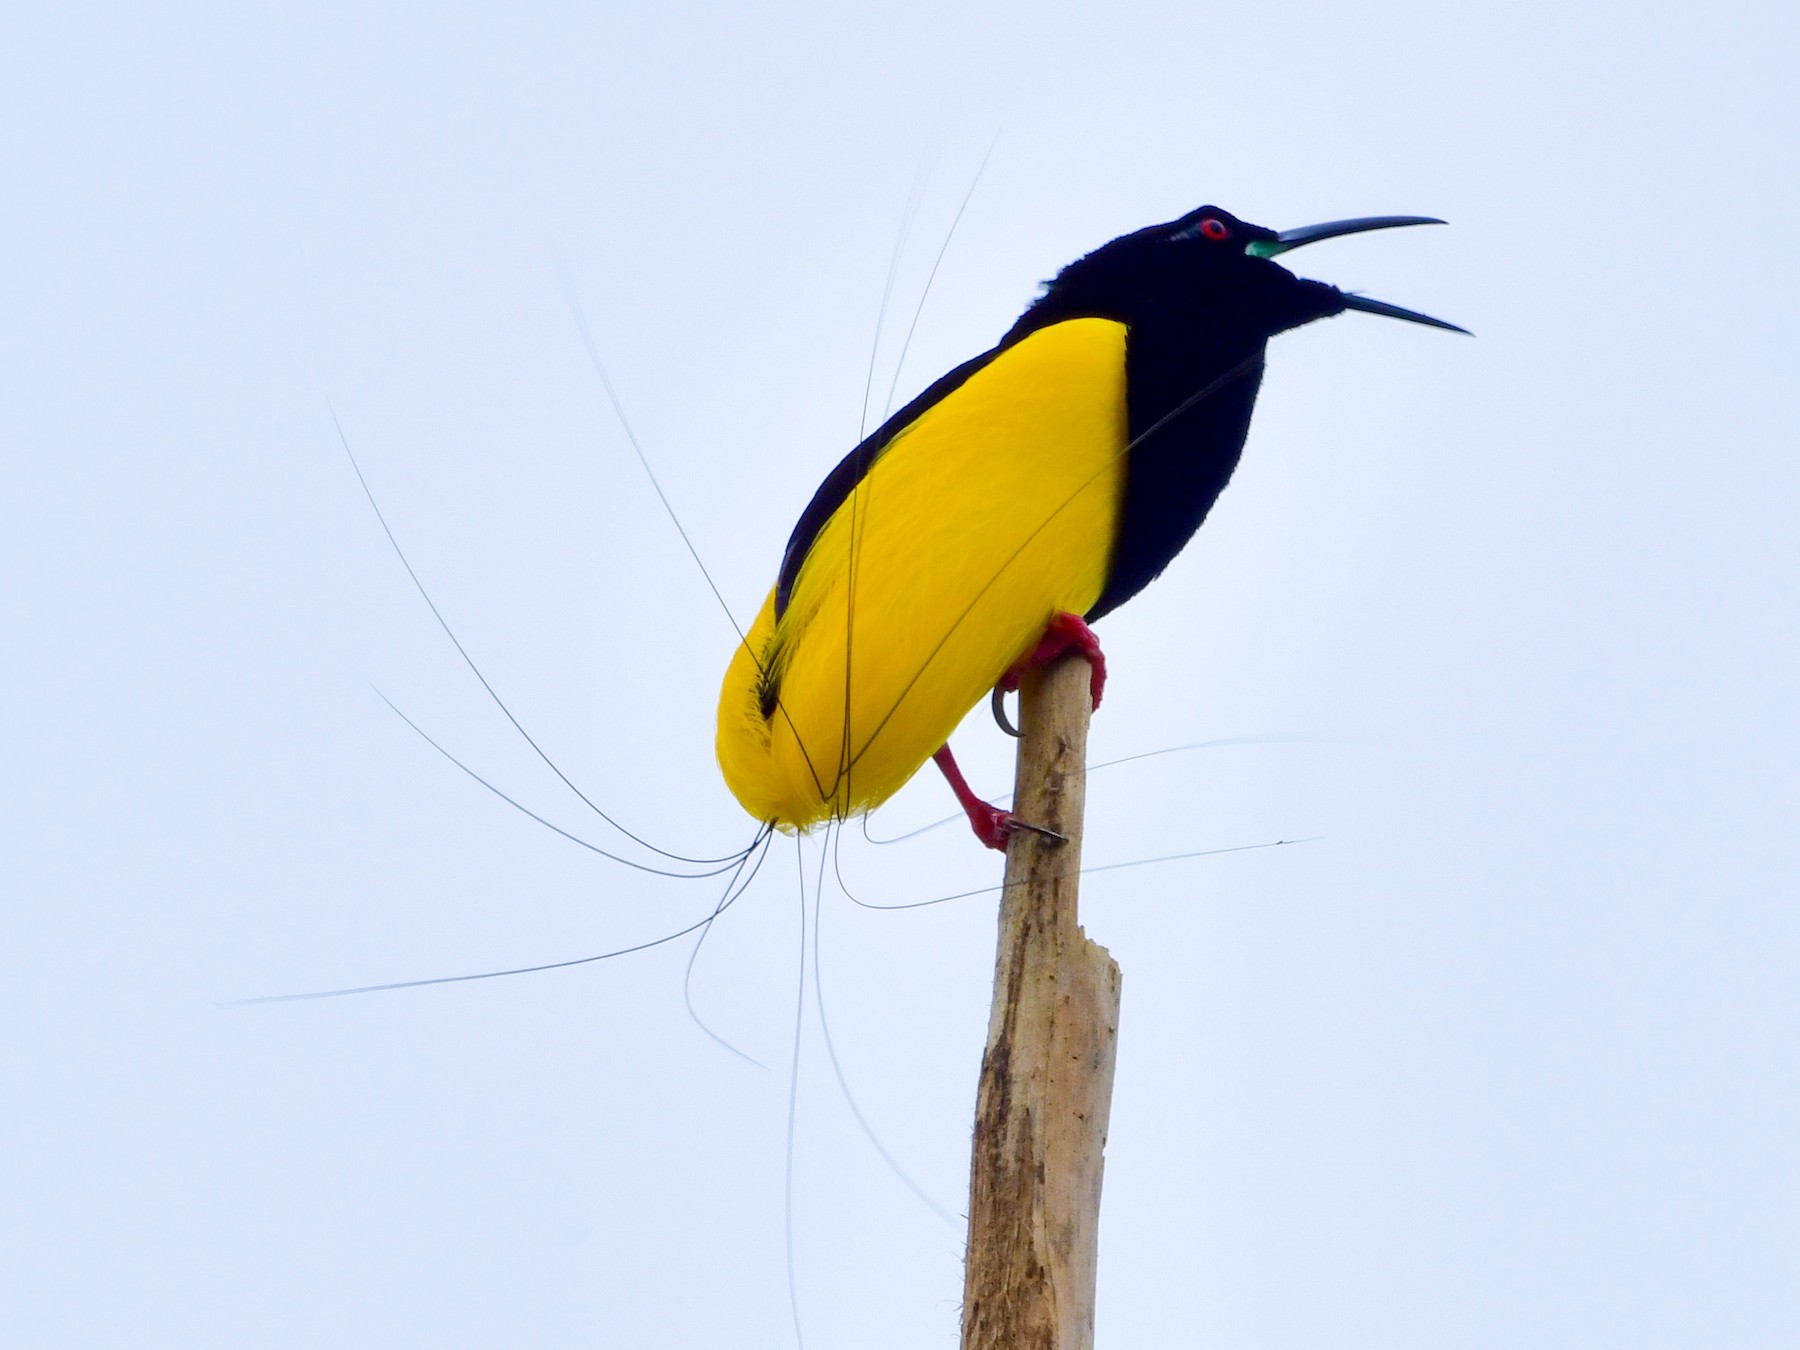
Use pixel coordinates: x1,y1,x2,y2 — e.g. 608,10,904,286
1255,215,1446,255
1249,215,1469,334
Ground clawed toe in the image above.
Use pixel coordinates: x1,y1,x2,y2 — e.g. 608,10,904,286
1000,611,1107,709
970,804,1015,852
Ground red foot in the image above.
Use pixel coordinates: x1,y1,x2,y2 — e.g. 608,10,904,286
933,745,1015,851
998,611,1107,710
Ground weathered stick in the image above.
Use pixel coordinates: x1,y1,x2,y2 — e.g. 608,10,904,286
962,651,1123,1350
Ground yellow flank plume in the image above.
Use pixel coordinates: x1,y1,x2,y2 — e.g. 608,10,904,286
716,317,1127,831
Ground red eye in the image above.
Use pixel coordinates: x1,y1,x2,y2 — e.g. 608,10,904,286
1199,218,1231,241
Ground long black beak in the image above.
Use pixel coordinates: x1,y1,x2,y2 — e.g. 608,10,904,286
1258,215,1446,255
1339,293,1470,335
1248,215,1467,335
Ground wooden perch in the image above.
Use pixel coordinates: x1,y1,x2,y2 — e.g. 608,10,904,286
962,650,1123,1350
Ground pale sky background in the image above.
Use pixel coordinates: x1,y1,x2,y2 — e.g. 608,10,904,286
4,2,1797,1346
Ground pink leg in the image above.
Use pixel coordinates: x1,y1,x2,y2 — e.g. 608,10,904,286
933,745,1015,851
932,745,1067,852
999,611,1107,710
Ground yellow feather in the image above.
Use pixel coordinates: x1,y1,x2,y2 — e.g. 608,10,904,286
716,317,1127,830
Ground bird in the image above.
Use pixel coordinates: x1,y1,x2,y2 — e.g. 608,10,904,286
715,205,1462,849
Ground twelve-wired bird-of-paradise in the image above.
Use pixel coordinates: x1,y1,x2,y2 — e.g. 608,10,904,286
717,206,1463,849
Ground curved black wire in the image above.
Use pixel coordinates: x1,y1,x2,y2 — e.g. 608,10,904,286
831,148,935,813
375,689,755,880
681,854,771,1068
831,824,1315,913
859,732,1337,846
812,824,959,1227
334,413,746,867
830,137,1001,821
784,837,810,1350
560,293,834,810
223,826,776,1005
880,134,998,422
860,145,934,442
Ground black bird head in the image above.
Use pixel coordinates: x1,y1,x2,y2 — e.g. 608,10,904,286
1015,205,1466,343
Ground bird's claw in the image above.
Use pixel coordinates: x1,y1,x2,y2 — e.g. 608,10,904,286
970,805,1066,852
1000,611,1107,710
